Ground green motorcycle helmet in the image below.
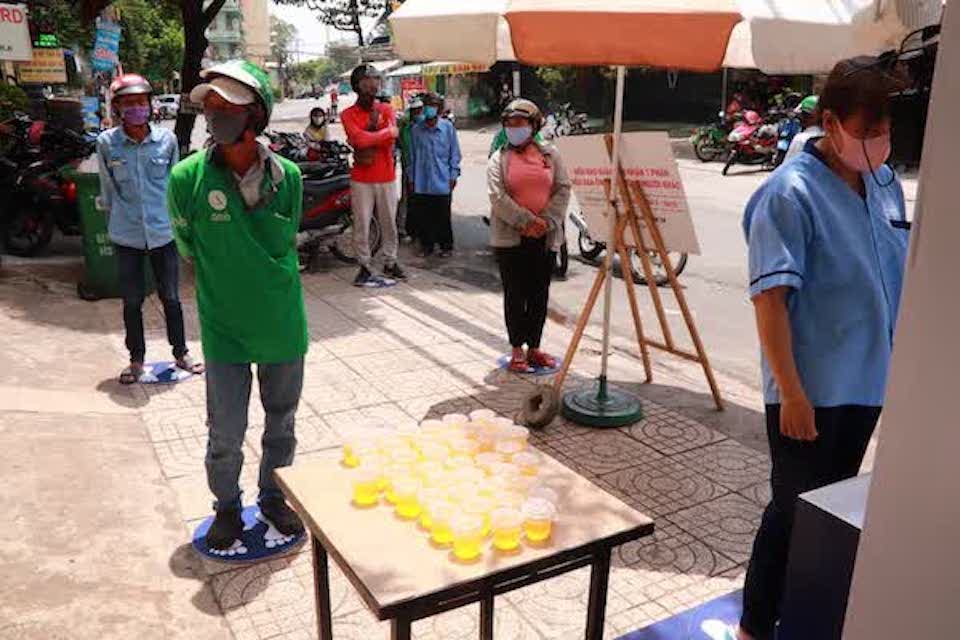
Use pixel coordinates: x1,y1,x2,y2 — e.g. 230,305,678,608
797,94,819,115
191,59,274,133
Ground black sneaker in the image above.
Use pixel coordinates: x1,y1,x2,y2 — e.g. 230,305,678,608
353,266,373,286
259,496,305,536
206,508,243,551
384,263,408,280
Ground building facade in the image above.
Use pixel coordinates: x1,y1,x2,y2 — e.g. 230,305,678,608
205,0,244,63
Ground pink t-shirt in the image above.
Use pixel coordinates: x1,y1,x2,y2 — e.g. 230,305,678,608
506,145,553,215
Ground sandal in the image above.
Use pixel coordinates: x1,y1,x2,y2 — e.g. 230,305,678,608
176,354,205,375
508,353,531,373
527,350,557,369
119,363,144,385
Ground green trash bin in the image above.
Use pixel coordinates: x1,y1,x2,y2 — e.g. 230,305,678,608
71,170,154,300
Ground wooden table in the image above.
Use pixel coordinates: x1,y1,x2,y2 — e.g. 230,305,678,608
276,450,654,640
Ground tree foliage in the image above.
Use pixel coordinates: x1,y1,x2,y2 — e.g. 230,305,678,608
270,15,297,70
273,0,388,46
114,0,184,90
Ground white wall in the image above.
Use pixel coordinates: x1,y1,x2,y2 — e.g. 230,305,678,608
844,5,960,638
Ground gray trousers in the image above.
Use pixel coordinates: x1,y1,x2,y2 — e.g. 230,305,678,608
351,180,399,269
205,359,305,512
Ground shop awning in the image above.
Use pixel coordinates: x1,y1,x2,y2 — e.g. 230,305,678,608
369,59,404,74
390,0,516,66
421,61,490,77
386,64,423,78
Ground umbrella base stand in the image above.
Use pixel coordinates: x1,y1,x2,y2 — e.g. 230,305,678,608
562,376,643,428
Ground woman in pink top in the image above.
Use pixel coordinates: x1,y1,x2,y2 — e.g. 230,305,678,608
487,99,571,372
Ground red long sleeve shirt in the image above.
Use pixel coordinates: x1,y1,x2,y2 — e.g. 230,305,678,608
341,102,397,183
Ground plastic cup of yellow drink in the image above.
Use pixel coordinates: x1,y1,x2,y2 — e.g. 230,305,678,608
469,408,496,423
498,490,526,510
475,452,504,474
393,477,422,520
464,496,497,537
511,451,542,476
429,501,456,546
383,464,413,504
419,441,450,464
487,461,520,479
491,507,524,551
444,453,475,471
443,413,470,426
451,513,485,561
418,487,447,529
389,446,419,467
501,425,530,450
495,438,525,459
448,435,480,457
343,433,378,468
528,486,559,504
351,463,382,507
523,498,557,543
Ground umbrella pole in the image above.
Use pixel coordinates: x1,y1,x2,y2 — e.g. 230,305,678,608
562,65,643,428
513,68,521,97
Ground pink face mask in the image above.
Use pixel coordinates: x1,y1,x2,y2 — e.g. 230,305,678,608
831,121,891,173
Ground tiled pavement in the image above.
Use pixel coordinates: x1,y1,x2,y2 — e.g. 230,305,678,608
97,264,768,639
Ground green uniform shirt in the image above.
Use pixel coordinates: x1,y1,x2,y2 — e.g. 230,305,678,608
167,150,308,364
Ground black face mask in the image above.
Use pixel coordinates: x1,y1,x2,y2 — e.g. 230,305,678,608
206,110,250,145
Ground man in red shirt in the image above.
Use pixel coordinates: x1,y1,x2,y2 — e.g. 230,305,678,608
341,64,404,285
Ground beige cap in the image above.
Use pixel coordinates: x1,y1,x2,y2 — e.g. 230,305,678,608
189,76,256,106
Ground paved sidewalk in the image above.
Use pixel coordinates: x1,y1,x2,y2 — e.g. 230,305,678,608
0,259,773,639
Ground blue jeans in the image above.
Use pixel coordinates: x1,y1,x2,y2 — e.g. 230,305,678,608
205,359,305,512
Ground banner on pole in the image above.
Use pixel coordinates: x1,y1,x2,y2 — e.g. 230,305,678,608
557,132,701,254
0,3,31,61
91,18,122,72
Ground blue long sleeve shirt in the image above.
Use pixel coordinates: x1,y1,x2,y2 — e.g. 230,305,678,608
409,119,461,196
96,125,179,250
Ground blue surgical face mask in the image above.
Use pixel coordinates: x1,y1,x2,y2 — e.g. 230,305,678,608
413,113,426,124
424,106,439,120
505,125,532,147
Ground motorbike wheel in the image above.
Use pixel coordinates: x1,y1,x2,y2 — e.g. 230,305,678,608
553,242,569,279
330,215,383,264
722,150,738,176
630,250,688,286
578,229,604,261
694,137,723,163
4,206,54,257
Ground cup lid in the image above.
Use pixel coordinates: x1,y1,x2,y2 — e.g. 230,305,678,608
523,497,557,520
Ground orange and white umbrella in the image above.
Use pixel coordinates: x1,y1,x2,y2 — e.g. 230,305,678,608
503,0,741,71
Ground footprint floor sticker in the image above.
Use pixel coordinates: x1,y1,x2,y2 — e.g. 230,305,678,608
192,505,306,562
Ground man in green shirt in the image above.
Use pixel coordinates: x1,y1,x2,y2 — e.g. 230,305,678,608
168,60,308,551
396,96,424,242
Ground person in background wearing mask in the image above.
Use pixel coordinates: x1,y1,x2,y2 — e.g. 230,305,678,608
409,93,461,258
342,64,405,285
487,99,570,372
96,73,203,385
736,57,909,640
167,60,308,551
303,106,329,161
782,95,823,164
397,96,425,243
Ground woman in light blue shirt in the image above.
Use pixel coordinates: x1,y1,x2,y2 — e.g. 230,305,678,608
737,57,909,640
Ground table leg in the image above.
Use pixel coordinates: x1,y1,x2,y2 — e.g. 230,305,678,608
312,536,334,640
480,593,494,640
391,616,412,640
585,547,611,640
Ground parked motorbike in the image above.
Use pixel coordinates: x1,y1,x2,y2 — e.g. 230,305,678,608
543,103,590,139
286,140,383,271
721,110,779,176
569,209,688,286
0,113,94,256
691,110,735,162
772,111,802,168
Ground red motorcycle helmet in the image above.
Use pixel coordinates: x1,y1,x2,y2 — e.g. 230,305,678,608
109,74,153,121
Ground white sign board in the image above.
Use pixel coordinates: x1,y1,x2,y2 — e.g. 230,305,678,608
558,132,701,255
0,3,31,61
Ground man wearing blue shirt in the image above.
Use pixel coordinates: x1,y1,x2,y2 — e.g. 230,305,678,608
96,74,203,384
409,93,461,258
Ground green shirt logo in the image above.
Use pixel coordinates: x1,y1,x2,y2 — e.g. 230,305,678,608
208,190,228,211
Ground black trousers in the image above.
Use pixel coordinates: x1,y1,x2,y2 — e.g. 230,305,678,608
496,237,555,349
116,241,188,363
740,404,881,639
414,193,453,252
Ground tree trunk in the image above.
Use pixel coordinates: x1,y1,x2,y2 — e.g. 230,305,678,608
351,0,364,47
174,0,214,154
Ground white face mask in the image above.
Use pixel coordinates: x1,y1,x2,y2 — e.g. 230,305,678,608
505,125,532,147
